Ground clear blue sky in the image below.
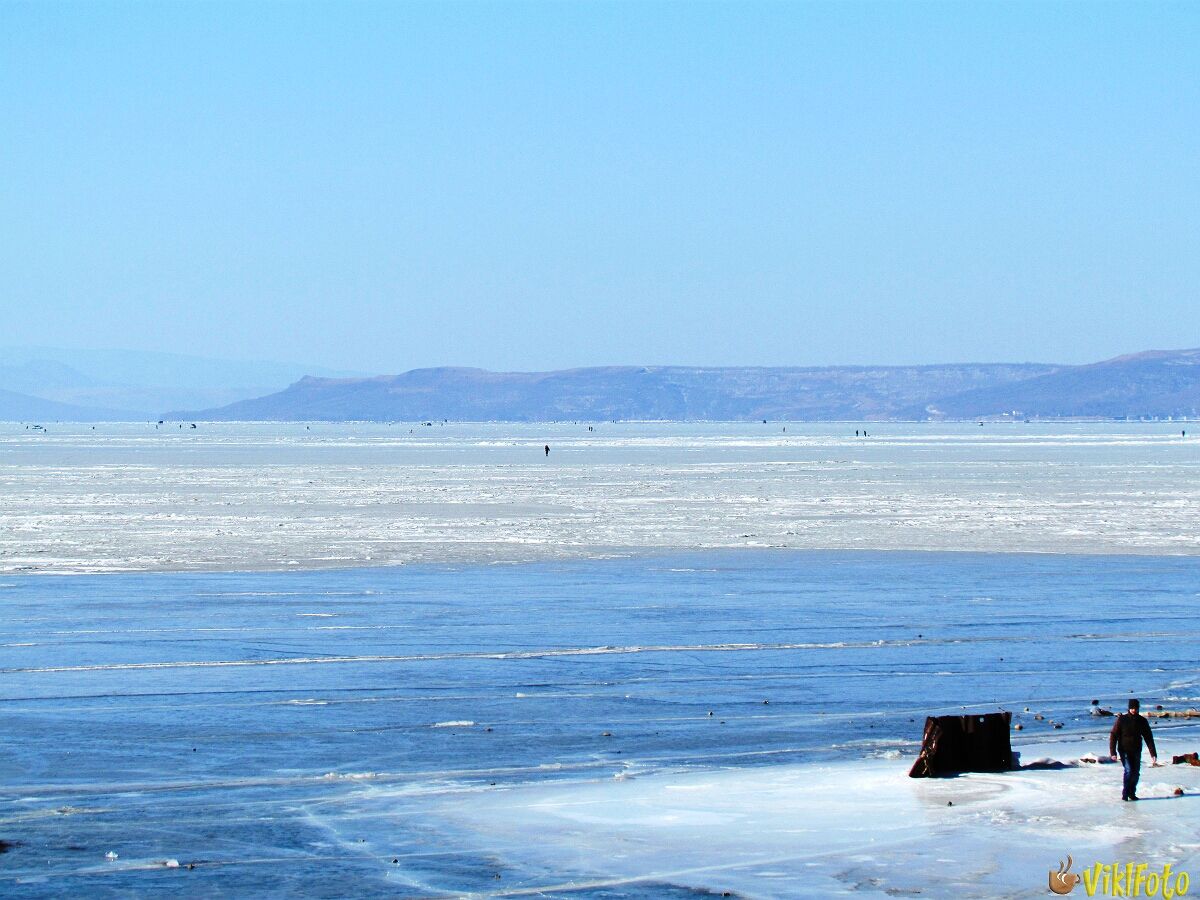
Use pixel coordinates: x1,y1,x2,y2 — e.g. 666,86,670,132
3,1,1197,374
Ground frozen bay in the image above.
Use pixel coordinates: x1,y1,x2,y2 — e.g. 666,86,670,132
3,423,1199,896
1,551,1198,897
1,421,1199,574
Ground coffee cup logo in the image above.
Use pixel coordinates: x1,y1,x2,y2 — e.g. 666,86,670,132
1050,855,1081,894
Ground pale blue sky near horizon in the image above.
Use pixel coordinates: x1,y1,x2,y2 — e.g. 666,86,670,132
3,1,1198,376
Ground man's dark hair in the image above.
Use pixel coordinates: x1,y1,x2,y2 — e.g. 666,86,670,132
1128,698,1140,711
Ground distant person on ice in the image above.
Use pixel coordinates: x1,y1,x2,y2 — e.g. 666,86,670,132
544,445,550,456
1109,698,1157,801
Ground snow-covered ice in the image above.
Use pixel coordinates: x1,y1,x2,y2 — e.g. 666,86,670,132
1,421,1199,573
373,742,1200,897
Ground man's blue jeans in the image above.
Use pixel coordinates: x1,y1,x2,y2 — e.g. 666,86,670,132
1121,752,1141,799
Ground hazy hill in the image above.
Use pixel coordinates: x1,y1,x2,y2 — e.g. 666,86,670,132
0,387,132,422
169,362,1058,422
0,360,97,394
920,349,1200,420
0,347,364,418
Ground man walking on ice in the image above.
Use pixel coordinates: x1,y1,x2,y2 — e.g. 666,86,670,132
1109,698,1157,801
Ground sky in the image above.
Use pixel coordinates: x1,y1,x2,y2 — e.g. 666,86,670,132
2,1,1198,375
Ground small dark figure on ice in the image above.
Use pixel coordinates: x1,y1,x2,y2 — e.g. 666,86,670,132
1109,698,1157,801
544,445,550,456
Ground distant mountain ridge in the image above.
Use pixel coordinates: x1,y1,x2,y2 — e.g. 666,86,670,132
8,348,1197,423
166,361,1055,422
168,349,1200,422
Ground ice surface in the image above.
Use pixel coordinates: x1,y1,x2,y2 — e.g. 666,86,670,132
2,552,1198,896
382,745,1200,898
1,421,1199,573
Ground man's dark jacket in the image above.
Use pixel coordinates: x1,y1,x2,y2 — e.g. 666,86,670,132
1109,712,1157,758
